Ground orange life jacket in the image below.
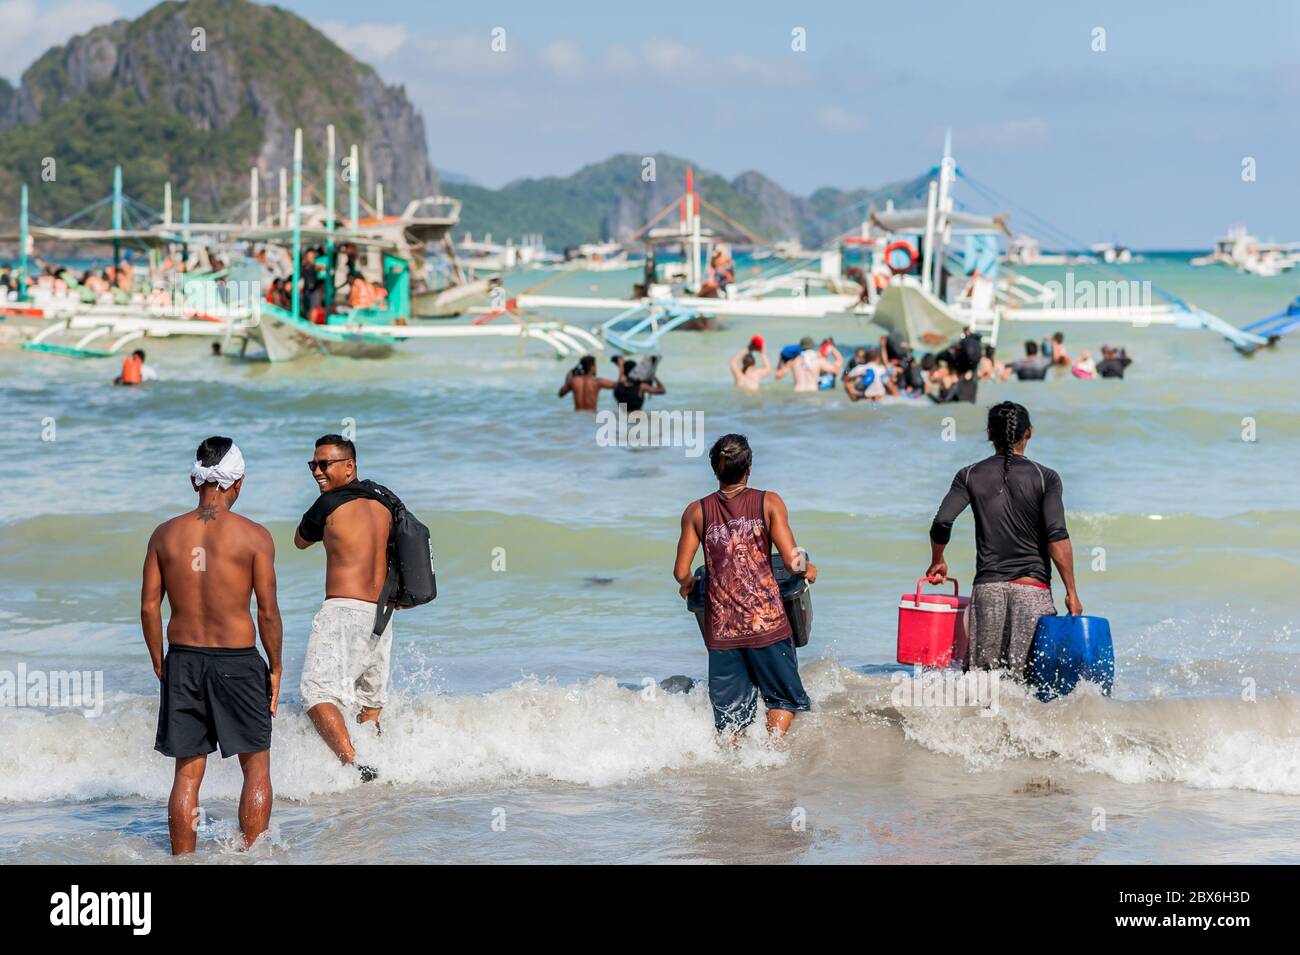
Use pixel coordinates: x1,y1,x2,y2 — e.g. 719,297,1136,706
120,354,142,385
349,279,376,309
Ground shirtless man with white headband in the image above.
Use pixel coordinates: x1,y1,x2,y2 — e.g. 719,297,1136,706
141,435,282,854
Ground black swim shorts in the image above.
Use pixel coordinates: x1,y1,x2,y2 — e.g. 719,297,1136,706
155,645,272,758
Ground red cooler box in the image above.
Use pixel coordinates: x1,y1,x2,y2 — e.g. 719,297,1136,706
897,578,970,667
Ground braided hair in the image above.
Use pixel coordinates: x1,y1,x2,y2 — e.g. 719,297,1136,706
709,433,753,485
988,402,1031,487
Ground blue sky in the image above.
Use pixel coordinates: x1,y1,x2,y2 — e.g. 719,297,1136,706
9,0,1300,246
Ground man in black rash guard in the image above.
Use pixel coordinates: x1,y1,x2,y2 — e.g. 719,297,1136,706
925,401,1083,676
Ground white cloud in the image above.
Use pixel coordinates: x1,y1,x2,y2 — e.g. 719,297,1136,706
631,37,810,90
539,39,582,77
320,20,408,63
0,0,119,83
816,105,866,133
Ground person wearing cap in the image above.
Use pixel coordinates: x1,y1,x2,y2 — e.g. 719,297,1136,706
141,436,283,854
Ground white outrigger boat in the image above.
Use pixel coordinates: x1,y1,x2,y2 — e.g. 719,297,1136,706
2,171,259,356
842,137,1269,353
3,127,600,363
1190,225,1300,277
513,134,1278,356
223,129,601,362
511,166,859,346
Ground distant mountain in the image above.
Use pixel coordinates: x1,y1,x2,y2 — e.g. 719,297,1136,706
0,0,436,224
439,171,479,187
443,153,935,251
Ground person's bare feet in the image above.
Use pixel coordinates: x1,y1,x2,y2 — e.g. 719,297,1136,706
357,706,382,736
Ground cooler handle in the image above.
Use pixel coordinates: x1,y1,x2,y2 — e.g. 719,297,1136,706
914,577,960,602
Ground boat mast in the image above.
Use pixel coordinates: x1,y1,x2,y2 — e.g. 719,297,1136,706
163,182,172,226
112,164,123,280
686,167,698,289
933,129,955,295
921,181,938,295
17,183,28,302
249,168,259,228
349,144,359,228
279,167,288,228
181,196,190,271
291,128,303,320
325,124,336,307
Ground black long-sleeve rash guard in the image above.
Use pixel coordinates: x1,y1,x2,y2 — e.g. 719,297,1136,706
929,454,1070,585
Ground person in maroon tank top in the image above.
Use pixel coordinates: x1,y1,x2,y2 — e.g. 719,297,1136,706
674,434,817,739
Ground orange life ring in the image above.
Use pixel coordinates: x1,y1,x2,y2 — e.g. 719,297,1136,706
884,239,919,275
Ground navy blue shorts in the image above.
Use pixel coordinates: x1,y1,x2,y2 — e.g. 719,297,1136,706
707,638,811,732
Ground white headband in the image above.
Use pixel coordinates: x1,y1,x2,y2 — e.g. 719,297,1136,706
191,443,245,489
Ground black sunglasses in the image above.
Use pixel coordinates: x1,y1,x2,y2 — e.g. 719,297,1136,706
308,457,353,472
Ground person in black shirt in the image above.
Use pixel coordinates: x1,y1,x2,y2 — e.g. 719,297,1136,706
1096,345,1132,379
612,355,665,412
926,401,1083,675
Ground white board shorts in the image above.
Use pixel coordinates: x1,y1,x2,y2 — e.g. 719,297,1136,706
300,598,394,712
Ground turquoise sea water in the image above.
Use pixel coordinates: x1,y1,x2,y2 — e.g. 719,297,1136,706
0,255,1298,863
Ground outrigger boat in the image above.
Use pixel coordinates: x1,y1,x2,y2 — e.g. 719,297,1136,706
511,167,859,340
4,126,600,363
2,172,258,356
1190,225,1300,277
223,129,600,362
513,133,1281,356
840,136,1272,354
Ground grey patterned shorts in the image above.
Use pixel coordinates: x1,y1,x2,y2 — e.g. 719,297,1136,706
968,582,1057,675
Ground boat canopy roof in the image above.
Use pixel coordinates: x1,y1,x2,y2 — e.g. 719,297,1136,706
644,224,753,247
0,225,175,246
223,225,402,252
870,208,1010,236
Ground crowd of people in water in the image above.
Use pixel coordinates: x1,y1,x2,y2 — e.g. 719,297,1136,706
736,328,1135,404
558,353,667,412
558,327,1134,413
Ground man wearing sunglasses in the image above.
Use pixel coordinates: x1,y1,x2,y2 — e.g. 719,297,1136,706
294,434,393,781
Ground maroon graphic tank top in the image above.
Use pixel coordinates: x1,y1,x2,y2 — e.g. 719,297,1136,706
699,487,792,650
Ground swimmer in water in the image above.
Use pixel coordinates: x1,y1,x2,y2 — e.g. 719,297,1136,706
729,347,771,392
1072,350,1097,379
843,347,896,402
558,354,616,411
1048,332,1070,366
775,336,842,393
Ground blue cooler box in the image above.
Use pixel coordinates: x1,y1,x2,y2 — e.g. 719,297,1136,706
1028,615,1115,701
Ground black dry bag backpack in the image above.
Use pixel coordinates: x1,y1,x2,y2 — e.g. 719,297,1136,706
359,480,437,636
